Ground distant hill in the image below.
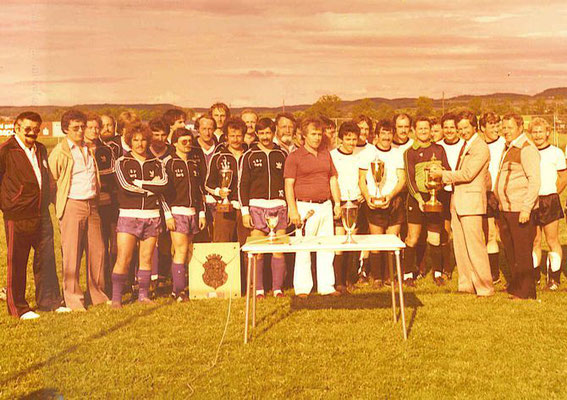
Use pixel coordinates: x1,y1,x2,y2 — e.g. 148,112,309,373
1,88,565,120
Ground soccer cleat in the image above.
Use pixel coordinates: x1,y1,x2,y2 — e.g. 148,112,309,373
20,311,40,320
433,276,445,287
545,280,559,291
55,306,72,313
404,278,417,288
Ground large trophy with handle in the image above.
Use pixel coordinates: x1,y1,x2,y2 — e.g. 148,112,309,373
370,159,386,207
341,199,358,244
218,159,233,213
423,154,444,213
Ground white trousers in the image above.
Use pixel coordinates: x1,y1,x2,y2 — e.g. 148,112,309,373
293,200,335,295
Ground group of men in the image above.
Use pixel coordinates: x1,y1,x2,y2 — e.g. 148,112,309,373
0,102,563,319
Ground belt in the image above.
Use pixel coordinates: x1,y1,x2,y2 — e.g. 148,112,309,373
297,199,328,204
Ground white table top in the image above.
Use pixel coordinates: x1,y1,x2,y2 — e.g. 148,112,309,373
242,234,406,254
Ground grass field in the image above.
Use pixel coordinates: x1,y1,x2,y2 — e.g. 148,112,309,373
1,135,567,399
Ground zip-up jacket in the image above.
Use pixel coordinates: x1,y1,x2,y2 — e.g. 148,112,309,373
0,136,51,220
92,139,116,206
114,151,171,219
164,154,206,218
205,144,243,208
187,146,207,191
107,135,130,159
238,143,287,215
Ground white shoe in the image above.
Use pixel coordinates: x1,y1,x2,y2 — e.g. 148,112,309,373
0,287,6,301
55,306,72,313
20,311,40,320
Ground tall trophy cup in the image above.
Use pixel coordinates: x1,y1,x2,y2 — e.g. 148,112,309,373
423,155,444,213
341,200,358,244
370,159,386,207
218,160,233,213
265,212,279,242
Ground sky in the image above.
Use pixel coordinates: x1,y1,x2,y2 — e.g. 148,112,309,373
1,0,567,108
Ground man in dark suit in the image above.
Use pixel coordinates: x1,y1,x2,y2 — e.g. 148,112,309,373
0,112,68,319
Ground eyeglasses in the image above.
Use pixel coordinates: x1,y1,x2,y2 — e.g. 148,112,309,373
178,139,192,146
18,125,41,134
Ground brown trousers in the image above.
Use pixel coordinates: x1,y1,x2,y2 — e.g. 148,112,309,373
60,199,108,310
498,211,537,299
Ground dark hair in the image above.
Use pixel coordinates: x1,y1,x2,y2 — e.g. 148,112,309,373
255,117,276,133
300,117,323,135
210,102,231,119
222,116,247,136
413,115,431,128
456,110,478,130
171,127,193,144
393,113,413,127
429,116,440,126
320,115,336,129
441,113,457,127
195,114,217,131
61,109,87,133
480,112,501,127
15,111,42,127
338,121,360,139
162,109,187,134
123,122,153,148
116,111,139,135
353,114,373,133
86,112,102,128
275,112,296,126
502,113,524,130
375,119,393,134
148,117,168,133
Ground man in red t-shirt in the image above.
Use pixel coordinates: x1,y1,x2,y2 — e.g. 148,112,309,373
284,117,342,297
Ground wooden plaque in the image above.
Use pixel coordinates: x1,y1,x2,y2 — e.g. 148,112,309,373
188,242,241,299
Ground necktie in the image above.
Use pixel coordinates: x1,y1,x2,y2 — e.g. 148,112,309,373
456,142,467,170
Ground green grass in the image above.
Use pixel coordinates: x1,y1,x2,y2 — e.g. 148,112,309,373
1,137,567,398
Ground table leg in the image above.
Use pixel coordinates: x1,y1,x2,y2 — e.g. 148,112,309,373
244,252,253,344
388,252,397,323
252,254,257,329
395,250,407,340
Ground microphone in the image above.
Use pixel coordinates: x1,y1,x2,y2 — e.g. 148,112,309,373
299,209,315,236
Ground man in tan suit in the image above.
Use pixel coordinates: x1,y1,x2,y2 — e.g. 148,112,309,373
430,111,494,296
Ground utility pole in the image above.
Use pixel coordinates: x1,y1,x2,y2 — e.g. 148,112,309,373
442,91,445,115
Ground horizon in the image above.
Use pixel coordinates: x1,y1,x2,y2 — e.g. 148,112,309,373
2,0,567,108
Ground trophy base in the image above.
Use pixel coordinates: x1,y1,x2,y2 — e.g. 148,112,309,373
371,197,387,207
217,202,233,213
423,202,443,213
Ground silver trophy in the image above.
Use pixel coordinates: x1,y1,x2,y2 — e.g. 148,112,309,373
341,200,358,244
218,159,233,213
265,213,279,242
370,159,386,206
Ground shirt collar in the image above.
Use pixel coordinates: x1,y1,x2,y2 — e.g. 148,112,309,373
412,140,431,150
14,135,36,153
465,133,478,147
67,138,85,149
509,133,527,149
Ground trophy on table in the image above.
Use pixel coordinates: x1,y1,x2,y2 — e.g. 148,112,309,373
341,199,358,244
370,159,386,207
423,154,444,213
265,212,279,243
218,159,233,213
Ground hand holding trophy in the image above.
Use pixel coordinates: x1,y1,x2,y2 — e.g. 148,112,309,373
341,199,358,244
370,159,386,207
423,155,444,213
218,160,233,213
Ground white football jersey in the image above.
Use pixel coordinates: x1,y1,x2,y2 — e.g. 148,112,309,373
487,136,506,191
330,148,363,201
358,145,404,198
538,145,566,195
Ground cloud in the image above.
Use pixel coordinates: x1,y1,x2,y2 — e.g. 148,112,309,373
15,77,133,85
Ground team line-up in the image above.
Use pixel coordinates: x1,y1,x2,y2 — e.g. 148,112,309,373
0,104,560,320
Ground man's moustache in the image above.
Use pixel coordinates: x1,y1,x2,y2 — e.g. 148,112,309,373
25,134,38,139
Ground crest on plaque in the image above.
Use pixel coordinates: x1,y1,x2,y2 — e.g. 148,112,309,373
202,254,228,289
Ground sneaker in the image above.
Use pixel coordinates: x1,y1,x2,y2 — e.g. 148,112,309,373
433,276,445,287
545,280,559,291
0,287,6,301
274,291,285,298
20,311,40,320
174,292,189,302
492,277,501,285
256,293,265,300
416,272,426,280
404,278,416,288
55,306,72,313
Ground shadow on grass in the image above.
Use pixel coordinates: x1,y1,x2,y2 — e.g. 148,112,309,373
1,302,167,389
17,388,63,400
289,292,423,311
